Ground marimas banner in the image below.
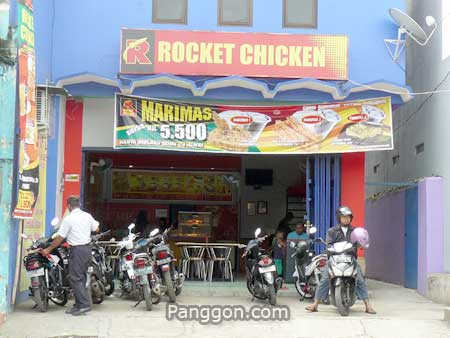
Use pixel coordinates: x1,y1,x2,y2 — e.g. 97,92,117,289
120,29,348,80
114,94,393,154
13,0,40,219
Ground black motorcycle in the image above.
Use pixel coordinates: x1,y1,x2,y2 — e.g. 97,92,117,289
289,227,328,301
22,219,70,312
241,228,283,306
89,230,113,304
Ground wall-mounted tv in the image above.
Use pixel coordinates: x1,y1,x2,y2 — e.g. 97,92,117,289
245,169,273,186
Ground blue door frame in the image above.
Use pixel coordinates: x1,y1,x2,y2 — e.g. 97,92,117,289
306,155,341,253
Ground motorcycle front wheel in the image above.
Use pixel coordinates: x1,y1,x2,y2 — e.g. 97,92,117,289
335,284,351,316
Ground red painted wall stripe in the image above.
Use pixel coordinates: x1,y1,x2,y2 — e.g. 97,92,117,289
62,99,83,212
341,152,365,255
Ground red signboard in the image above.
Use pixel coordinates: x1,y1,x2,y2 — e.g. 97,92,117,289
120,29,348,80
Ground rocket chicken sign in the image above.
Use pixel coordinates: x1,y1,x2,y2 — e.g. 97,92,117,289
120,29,348,80
115,94,394,154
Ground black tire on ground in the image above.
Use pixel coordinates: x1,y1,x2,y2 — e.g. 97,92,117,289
34,277,49,312
163,270,176,303
143,285,152,311
335,284,350,316
50,290,68,306
105,272,115,296
268,285,277,306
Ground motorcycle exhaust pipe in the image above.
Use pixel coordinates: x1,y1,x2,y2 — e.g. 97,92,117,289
48,291,54,297
178,273,185,282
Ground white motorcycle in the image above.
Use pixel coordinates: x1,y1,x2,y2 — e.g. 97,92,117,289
327,241,357,316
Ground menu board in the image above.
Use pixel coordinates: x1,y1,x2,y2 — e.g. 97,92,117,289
111,170,233,202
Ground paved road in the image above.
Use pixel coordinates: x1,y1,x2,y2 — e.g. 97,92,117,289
1,280,449,338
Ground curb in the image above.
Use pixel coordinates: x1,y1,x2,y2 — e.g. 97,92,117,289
444,307,450,323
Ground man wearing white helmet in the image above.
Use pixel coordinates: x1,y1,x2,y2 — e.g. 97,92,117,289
306,206,376,314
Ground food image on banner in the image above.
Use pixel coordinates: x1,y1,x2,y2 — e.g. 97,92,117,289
13,0,40,219
114,94,393,154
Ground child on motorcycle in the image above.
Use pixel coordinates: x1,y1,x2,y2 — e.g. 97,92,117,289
272,230,286,276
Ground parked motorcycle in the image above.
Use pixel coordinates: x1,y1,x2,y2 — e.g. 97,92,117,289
22,218,69,312
241,228,283,306
150,227,184,303
290,227,328,301
116,223,139,299
89,230,113,304
327,241,358,316
129,228,162,311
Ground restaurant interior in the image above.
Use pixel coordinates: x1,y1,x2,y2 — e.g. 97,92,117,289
83,151,308,278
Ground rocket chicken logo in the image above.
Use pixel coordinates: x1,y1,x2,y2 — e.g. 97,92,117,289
120,97,137,117
120,29,155,74
123,38,152,65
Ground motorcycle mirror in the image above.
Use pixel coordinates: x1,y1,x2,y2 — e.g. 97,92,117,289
254,228,261,238
21,233,28,239
289,241,296,248
150,228,159,237
128,223,135,231
309,226,317,235
51,217,59,227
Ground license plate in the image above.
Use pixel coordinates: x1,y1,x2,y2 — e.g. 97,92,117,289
335,255,352,263
157,258,171,265
259,265,276,273
135,266,153,276
127,269,135,278
26,268,44,278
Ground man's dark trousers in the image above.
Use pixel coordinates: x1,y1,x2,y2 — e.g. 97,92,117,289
69,244,92,309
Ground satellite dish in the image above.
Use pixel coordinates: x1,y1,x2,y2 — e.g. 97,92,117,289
386,8,437,62
389,8,428,43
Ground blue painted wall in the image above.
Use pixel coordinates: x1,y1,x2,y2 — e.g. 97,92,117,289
33,0,405,85
0,0,17,316
34,0,54,84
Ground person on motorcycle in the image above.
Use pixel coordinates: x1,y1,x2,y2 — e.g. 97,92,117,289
305,206,376,314
287,223,309,240
41,196,100,316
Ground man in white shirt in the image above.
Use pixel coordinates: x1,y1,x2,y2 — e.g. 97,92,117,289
42,196,99,316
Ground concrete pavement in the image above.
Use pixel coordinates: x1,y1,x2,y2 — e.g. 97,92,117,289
1,280,449,338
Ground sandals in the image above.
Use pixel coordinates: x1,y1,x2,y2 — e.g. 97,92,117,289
365,308,377,314
305,305,318,312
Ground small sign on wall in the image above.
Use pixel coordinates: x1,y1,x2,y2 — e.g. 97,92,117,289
65,174,80,182
155,208,168,218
